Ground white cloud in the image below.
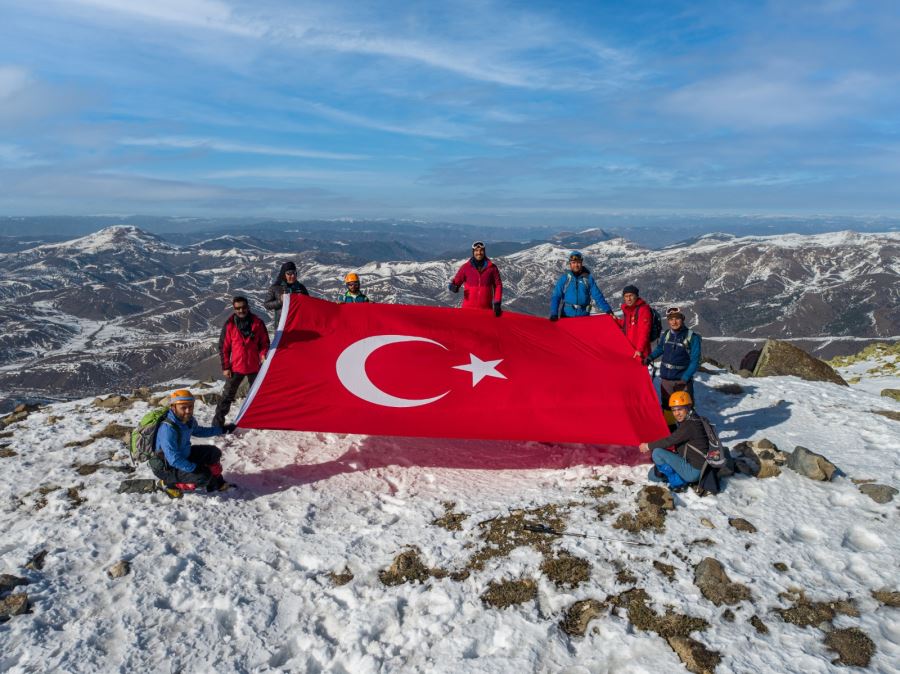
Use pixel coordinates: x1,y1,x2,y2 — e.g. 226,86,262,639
64,0,264,37
664,69,882,128
0,66,31,100
119,136,368,160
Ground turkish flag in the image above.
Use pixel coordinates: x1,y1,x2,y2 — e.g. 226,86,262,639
236,295,668,446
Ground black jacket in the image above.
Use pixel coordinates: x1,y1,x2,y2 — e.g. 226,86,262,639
648,412,709,470
264,262,309,325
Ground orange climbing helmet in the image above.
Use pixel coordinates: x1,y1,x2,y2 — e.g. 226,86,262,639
668,391,693,408
344,272,360,283
170,389,195,404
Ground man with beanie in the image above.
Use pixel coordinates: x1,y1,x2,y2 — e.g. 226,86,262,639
213,296,269,428
549,251,613,320
448,241,503,316
617,285,652,359
151,389,235,498
264,260,309,328
645,307,702,416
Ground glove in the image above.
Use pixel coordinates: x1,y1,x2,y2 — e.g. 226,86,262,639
493,302,502,317
448,283,459,293
641,357,651,366
222,423,237,434
209,462,223,477
549,315,558,322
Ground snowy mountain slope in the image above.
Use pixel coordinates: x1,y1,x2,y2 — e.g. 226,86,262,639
1,227,898,411
0,363,898,672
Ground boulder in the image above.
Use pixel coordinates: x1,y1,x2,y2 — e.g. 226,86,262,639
0,593,28,622
858,483,897,504
880,388,900,402
752,339,848,386
0,574,29,595
786,446,838,481
107,560,131,579
693,558,751,606
732,439,786,479
94,395,128,409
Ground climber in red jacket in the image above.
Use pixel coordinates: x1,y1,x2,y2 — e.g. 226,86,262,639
213,296,270,427
448,241,503,316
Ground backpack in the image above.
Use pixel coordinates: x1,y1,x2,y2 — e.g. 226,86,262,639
694,416,732,496
645,305,663,343
129,408,179,465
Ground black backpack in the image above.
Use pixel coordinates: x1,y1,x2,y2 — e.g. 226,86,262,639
694,416,732,496
645,305,663,343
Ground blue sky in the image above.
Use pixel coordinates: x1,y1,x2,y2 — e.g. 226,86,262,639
1,0,898,223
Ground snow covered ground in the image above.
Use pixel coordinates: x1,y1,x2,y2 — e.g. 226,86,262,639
1,360,899,673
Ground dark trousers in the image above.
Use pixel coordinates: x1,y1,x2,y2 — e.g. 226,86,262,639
659,377,695,411
149,444,222,490
213,372,257,427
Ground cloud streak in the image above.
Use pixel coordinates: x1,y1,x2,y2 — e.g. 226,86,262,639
119,136,368,160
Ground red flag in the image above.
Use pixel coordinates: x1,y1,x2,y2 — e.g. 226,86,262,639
236,295,668,446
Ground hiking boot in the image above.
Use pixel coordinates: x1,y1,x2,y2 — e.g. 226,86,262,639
157,480,183,499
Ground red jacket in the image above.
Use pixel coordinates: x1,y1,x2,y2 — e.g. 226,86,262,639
617,298,652,357
452,258,503,309
219,313,270,374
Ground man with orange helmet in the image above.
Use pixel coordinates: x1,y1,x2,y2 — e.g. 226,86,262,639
150,389,234,498
638,390,708,490
340,272,370,303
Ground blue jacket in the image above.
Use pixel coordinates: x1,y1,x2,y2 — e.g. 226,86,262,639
155,410,223,473
649,327,702,381
340,292,370,303
550,268,612,317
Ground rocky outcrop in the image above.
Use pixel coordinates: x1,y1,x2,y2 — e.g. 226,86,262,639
694,558,751,606
752,340,848,386
858,483,897,504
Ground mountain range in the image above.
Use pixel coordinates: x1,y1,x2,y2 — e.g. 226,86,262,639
1,225,897,411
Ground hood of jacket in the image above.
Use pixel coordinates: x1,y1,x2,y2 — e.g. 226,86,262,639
275,261,297,285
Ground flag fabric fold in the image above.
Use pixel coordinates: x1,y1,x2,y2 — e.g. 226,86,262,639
236,295,668,446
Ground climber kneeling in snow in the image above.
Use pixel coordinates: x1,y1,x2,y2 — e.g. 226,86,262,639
638,391,707,491
151,389,234,498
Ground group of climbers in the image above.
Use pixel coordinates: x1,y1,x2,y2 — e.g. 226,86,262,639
148,239,709,497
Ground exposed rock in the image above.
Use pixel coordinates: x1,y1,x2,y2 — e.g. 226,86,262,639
107,560,131,579
773,562,789,573
379,548,433,586
93,395,129,409
67,487,86,508
699,518,715,529
616,567,637,585
721,608,735,622
694,558,751,606
481,578,536,609
0,574,29,595
873,409,900,422
0,593,29,622
737,368,754,378
728,518,757,534
749,615,769,635
560,599,605,637
0,447,17,458
871,589,900,607
653,561,676,581
610,588,708,638
328,568,354,586
614,485,673,534
584,484,614,498
752,339,848,386
786,445,838,481
881,388,900,402
858,483,898,504
595,501,618,520
732,439,786,479
117,479,159,494
196,392,222,405
713,383,744,395
131,386,152,400
775,590,858,628
540,552,591,588
25,550,47,571
824,627,876,667
666,636,721,674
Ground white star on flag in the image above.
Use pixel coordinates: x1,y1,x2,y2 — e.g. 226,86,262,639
452,353,507,387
